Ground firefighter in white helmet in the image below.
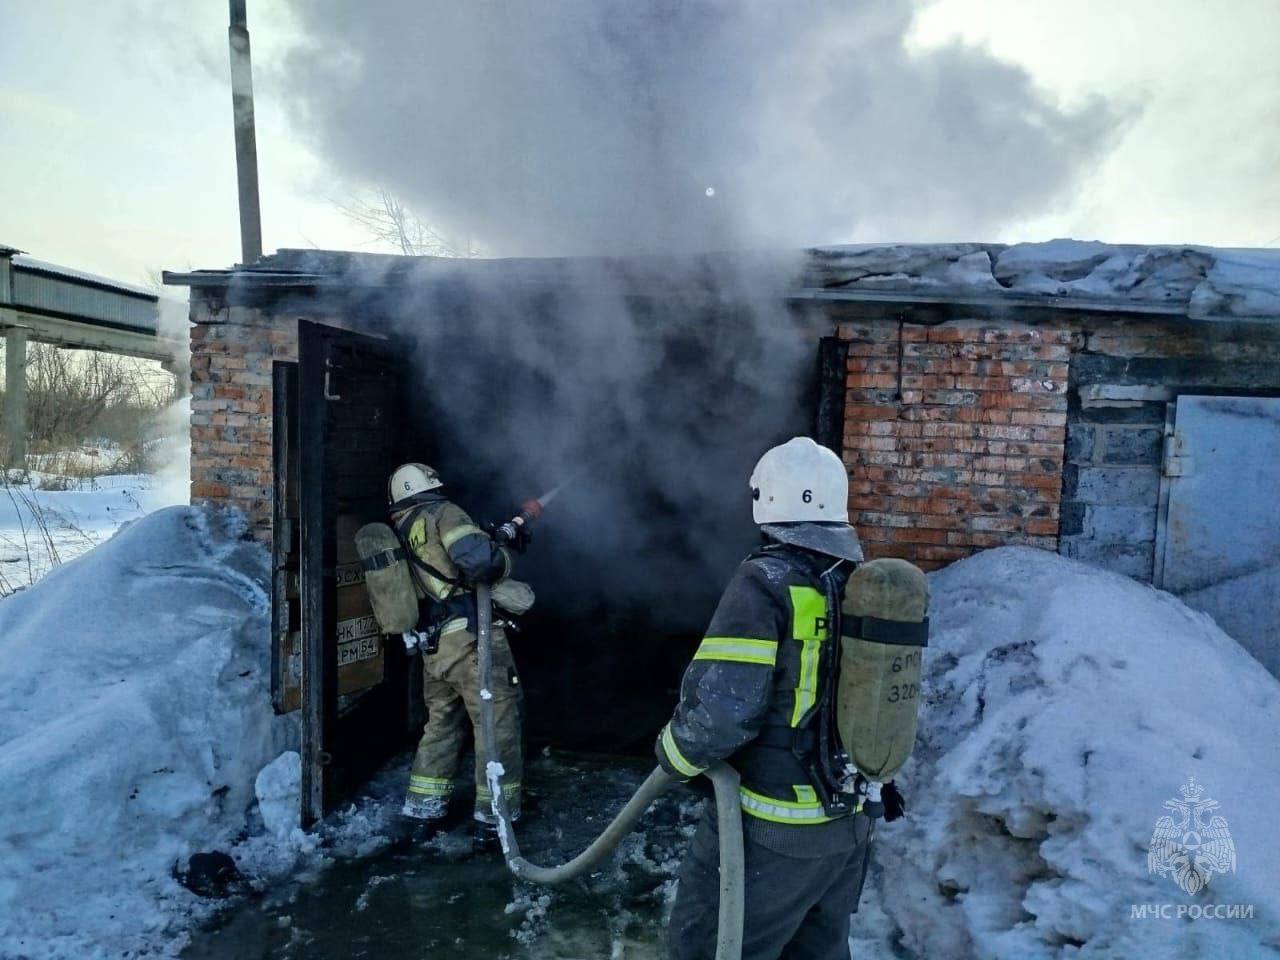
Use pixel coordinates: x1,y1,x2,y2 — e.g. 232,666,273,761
657,437,875,960
388,463,525,826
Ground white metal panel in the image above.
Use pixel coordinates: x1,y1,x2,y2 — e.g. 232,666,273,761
1158,395,1280,676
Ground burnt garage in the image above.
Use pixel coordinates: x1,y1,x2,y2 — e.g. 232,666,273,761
164,240,1280,825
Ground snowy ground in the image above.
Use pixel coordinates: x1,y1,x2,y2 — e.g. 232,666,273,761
0,469,183,596
855,547,1280,958
2,511,1278,958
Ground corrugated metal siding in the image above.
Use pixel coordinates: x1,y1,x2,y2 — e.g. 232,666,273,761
10,270,157,334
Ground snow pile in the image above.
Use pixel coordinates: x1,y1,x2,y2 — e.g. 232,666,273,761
860,547,1280,958
0,506,295,959
808,241,1280,319
255,751,303,840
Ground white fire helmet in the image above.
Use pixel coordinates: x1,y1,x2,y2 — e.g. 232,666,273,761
749,437,863,562
389,462,443,504
750,437,849,525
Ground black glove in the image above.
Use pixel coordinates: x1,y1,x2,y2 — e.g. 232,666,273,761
491,520,532,553
882,780,906,822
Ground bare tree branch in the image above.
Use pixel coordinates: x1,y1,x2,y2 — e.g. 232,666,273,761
334,188,478,258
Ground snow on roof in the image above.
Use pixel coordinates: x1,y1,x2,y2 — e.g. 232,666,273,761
164,239,1280,321
808,240,1280,320
11,253,158,300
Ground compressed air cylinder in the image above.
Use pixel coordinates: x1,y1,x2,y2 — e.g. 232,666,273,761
837,558,930,783
355,522,421,634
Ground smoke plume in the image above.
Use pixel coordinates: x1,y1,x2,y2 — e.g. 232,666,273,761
275,2,1122,746
280,0,1120,256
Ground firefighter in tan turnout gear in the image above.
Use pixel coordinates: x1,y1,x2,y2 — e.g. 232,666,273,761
388,463,527,825
658,437,914,960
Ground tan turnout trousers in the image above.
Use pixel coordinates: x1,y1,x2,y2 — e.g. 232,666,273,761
407,624,524,821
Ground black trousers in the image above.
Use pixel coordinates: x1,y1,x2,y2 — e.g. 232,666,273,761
667,809,874,960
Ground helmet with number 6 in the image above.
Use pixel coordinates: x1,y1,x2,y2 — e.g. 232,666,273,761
388,462,443,505
749,437,863,561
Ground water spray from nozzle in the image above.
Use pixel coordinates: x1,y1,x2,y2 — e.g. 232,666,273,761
494,471,582,549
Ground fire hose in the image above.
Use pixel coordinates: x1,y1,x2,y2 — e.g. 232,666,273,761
475,581,745,960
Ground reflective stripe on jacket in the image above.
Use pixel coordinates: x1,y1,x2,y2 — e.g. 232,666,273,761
656,542,851,826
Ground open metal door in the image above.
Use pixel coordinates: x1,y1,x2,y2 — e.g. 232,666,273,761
1156,395,1280,677
297,319,416,826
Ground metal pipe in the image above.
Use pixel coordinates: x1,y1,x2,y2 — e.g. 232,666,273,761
4,329,28,468
228,0,263,264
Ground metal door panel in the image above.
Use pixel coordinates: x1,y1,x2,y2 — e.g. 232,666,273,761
1157,395,1280,676
297,320,415,826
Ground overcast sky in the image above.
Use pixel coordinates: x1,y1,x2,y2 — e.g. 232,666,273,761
0,0,1276,288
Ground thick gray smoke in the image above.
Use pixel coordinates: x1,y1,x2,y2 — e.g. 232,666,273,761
281,0,1120,255
277,2,1121,745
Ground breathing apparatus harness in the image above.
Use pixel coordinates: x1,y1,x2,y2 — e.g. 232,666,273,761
736,544,862,820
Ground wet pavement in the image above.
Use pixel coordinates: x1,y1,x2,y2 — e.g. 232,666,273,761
183,753,699,960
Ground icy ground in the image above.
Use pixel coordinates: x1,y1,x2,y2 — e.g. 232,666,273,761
854,547,1280,958
184,753,700,960
0,470,179,595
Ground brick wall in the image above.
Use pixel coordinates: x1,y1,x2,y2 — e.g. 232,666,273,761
839,320,1074,570
189,301,298,541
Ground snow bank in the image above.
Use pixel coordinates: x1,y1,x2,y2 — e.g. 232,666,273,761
0,506,295,959
859,547,1280,958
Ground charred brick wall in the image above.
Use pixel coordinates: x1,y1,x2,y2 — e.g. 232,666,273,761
838,319,1075,571
189,298,298,541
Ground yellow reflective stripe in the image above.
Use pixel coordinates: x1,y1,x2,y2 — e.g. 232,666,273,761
406,517,456,600
789,586,828,727
406,517,428,551
661,725,705,777
476,780,522,800
408,775,454,797
692,637,779,666
441,523,484,549
739,784,834,824
439,617,469,638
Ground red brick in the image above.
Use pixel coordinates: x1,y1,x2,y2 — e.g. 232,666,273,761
954,375,1012,392
917,545,969,562
900,374,956,390
928,326,984,343
897,527,952,545
1025,519,1061,536
847,373,899,389
192,482,230,499
1010,410,1068,427
845,403,900,421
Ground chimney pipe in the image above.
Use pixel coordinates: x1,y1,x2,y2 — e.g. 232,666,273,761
228,0,263,265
